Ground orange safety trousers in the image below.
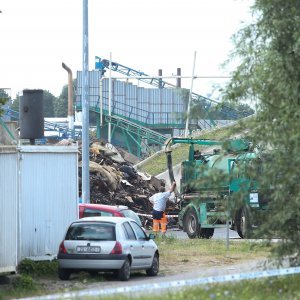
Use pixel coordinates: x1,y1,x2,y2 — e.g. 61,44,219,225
153,213,167,233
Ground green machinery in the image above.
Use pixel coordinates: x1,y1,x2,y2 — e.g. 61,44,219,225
165,137,268,239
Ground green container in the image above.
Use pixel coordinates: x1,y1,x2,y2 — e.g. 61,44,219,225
181,148,256,194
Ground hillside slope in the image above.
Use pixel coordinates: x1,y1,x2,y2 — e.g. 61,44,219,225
135,117,253,181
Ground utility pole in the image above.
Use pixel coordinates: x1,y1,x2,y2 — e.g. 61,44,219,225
82,0,90,203
184,51,197,137
108,53,112,144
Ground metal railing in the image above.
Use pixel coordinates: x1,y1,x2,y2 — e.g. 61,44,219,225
95,56,253,122
3,108,82,140
78,97,189,129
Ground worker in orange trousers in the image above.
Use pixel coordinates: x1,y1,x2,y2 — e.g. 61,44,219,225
149,181,176,235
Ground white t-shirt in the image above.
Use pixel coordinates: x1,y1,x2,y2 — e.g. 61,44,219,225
149,191,171,211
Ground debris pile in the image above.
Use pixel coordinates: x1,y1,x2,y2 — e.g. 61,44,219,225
78,141,179,220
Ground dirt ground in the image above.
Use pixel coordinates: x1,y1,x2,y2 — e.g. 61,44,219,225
26,256,266,296
0,254,269,300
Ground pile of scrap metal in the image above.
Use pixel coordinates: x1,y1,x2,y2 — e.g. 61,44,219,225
77,141,179,225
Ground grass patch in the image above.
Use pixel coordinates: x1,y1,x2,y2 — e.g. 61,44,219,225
154,235,269,274
0,269,107,300
137,122,248,176
100,274,300,300
140,144,189,176
13,274,37,291
0,275,40,300
18,258,58,278
0,259,59,300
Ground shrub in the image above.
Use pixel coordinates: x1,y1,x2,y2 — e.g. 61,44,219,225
13,275,36,291
18,259,58,277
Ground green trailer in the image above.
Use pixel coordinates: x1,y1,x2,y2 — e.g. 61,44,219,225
165,137,268,239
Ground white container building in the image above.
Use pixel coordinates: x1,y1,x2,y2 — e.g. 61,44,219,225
0,145,78,273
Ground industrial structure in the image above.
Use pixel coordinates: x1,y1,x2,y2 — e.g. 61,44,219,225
75,57,252,157
1,57,253,155
0,59,255,274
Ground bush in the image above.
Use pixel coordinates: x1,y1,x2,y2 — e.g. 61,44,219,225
18,259,58,277
13,275,36,291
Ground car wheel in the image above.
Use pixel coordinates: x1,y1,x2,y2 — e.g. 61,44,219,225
112,270,119,278
185,209,199,239
58,268,71,280
88,271,98,276
146,253,159,276
236,207,252,239
118,258,131,281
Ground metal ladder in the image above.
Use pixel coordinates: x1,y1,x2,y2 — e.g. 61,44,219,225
89,103,168,156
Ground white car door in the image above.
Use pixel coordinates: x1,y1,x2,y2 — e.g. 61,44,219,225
130,221,154,268
121,221,141,268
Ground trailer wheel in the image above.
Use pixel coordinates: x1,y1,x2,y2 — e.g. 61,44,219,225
185,209,199,239
199,228,214,239
236,207,251,239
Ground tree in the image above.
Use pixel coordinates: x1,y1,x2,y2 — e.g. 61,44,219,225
54,85,68,117
207,84,255,119
181,86,254,128
0,88,11,116
10,94,20,112
0,105,5,119
54,79,77,118
43,90,55,117
9,90,56,117
224,0,300,266
0,89,9,116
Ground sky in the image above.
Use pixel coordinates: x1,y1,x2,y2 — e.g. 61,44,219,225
0,0,253,99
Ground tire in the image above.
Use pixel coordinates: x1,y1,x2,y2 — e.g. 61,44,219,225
88,271,98,276
118,258,131,281
112,270,119,277
146,253,159,276
185,209,199,239
199,228,214,239
236,207,251,239
58,268,71,280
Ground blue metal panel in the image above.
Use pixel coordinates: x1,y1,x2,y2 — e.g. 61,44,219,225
77,72,188,127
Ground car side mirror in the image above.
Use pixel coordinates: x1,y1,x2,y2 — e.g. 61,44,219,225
148,233,155,240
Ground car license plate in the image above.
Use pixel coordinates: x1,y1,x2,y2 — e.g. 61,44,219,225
77,246,101,253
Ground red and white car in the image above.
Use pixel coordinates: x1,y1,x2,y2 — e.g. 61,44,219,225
79,204,143,227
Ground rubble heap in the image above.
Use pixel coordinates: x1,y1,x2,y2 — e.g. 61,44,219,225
78,141,179,218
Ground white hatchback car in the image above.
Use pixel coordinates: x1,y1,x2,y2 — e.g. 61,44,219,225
57,217,159,281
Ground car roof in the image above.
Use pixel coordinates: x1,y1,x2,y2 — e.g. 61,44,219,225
73,216,135,225
79,203,128,211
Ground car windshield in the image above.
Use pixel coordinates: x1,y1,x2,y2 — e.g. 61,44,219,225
121,209,142,226
82,208,113,218
65,222,116,241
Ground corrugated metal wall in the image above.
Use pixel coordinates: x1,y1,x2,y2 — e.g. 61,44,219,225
0,145,78,272
0,147,18,273
19,146,78,259
76,71,186,127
